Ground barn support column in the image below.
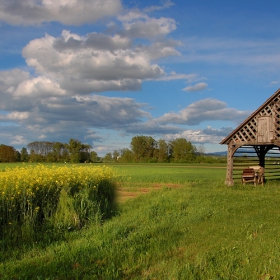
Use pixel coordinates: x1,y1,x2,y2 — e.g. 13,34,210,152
259,146,266,168
254,145,272,168
225,143,236,186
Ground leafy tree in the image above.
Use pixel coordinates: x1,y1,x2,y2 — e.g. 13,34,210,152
80,144,92,163
0,144,18,162
113,150,120,162
118,148,134,163
131,135,156,162
197,145,206,156
66,139,82,163
20,147,29,162
51,142,68,162
15,150,21,161
103,152,113,163
27,141,53,157
154,139,169,162
66,139,91,163
90,151,100,162
169,138,197,162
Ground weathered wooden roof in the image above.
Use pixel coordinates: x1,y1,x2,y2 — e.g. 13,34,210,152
220,88,280,145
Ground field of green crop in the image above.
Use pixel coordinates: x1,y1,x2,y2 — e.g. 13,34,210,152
113,163,226,183
1,163,280,279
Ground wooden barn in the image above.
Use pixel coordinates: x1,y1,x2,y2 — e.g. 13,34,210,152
220,88,280,185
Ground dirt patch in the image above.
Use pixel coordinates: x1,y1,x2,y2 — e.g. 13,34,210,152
151,183,181,189
116,183,183,203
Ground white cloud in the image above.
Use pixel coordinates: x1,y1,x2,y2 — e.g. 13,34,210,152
183,82,208,92
0,69,33,111
13,77,66,97
120,15,177,38
10,135,27,146
164,126,234,144
0,69,30,91
134,40,181,61
157,72,198,82
0,0,122,25
157,98,251,125
1,3,235,151
144,0,175,13
21,29,180,94
0,94,150,130
124,120,182,135
0,112,29,121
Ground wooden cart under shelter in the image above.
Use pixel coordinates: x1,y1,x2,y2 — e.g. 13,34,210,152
220,88,280,185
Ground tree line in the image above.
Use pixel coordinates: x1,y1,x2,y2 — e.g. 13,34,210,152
0,136,226,164
0,139,91,163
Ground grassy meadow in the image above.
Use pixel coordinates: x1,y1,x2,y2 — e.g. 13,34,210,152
0,162,280,279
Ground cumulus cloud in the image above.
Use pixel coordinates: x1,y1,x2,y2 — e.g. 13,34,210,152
0,93,150,133
0,69,30,92
144,0,175,13
124,120,182,135
119,15,177,39
2,2,239,152
202,126,233,137
183,82,208,92
164,126,234,144
10,135,27,146
0,0,122,25
22,30,173,93
0,69,33,111
13,77,66,98
0,90,157,147
158,72,198,82
156,98,251,125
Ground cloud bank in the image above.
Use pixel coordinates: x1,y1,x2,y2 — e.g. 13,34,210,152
0,0,122,25
0,0,250,153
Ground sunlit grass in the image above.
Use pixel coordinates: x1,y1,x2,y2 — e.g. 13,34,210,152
1,163,279,279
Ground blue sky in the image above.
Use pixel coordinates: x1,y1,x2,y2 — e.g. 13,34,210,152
1,0,280,156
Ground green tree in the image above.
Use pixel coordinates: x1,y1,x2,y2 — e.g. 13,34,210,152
0,144,18,162
113,150,120,162
51,142,67,162
103,152,113,163
80,144,92,163
169,138,197,162
20,147,29,162
66,139,92,163
90,151,100,162
130,135,156,162
154,139,169,162
119,148,134,163
67,139,82,163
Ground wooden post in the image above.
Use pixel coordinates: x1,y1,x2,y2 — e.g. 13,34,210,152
255,145,273,184
259,146,266,168
225,143,235,186
255,145,271,168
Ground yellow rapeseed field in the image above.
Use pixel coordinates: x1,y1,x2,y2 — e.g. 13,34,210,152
0,164,117,241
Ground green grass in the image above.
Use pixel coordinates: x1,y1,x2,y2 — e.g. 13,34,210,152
0,163,280,279
113,163,226,184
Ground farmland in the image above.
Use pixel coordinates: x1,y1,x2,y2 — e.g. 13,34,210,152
1,163,280,279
